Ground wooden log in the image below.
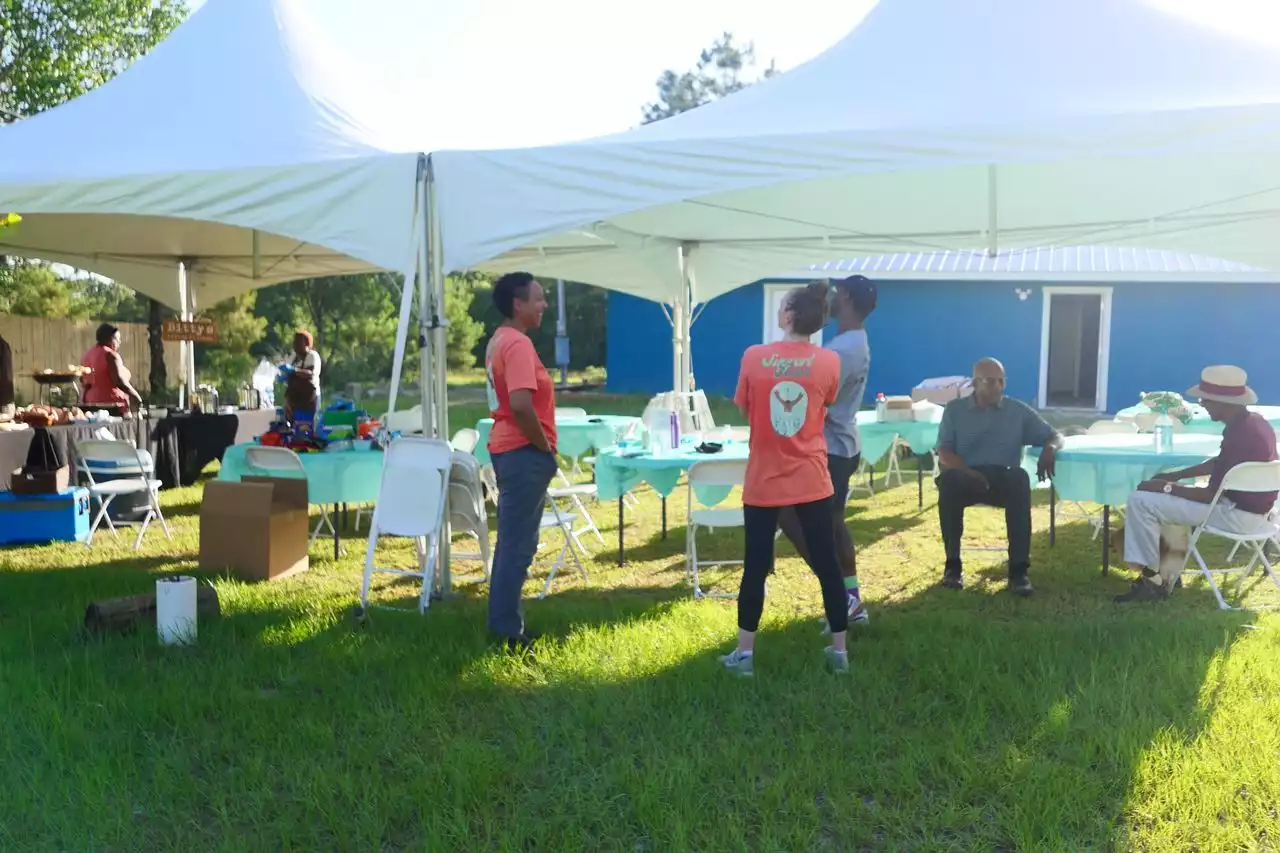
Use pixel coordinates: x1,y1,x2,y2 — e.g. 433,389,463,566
84,584,221,634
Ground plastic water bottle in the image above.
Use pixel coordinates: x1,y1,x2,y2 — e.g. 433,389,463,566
1153,413,1174,454
669,410,681,452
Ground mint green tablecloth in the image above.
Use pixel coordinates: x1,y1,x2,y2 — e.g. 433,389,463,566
474,415,638,463
595,443,751,505
1022,433,1225,507
1114,404,1280,436
218,443,384,505
855,410,942,464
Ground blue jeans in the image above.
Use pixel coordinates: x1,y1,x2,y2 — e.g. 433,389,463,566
488,445,557,638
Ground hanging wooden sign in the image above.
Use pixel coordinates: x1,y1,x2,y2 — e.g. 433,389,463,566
161,318,219,344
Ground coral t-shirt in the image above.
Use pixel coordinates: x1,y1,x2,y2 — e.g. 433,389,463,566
485,326,557,455
734,341,840,507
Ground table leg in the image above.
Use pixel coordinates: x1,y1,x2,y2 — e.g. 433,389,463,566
333,502,340,560
1101,504,1110,576
1049,483,1056,547
917,455,924,511
661,496,667,540
617,496,625,566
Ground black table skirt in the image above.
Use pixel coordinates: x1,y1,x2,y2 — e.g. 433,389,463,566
151,409,276,489
0,419,146,490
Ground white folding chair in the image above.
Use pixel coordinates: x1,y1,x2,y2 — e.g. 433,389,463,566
535,496,589,598
383,405,424,435
243,446,336,551
548,468,605,551
447,451,492,578
75,439,171,550
848,456,880,504
883,437,907,488
686,459,748,599
557,407,589,419
1180,460,1280,610
450,427,480,453
359,437,452,614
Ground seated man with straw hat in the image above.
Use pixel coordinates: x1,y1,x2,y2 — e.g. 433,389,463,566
1115,365,1278,603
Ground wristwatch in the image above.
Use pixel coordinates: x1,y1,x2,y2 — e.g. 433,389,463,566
1162,482,1173,494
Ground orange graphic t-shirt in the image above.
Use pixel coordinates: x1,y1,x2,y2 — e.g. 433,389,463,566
485,326,557,455
734,341,840,507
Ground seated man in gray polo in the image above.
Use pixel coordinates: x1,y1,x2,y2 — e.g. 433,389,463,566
935,358,1061,596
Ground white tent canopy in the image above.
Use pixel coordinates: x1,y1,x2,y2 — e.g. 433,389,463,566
0,0,425,310
433,0,1280,314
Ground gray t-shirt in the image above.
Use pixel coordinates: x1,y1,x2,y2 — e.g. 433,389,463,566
937,396,1056,468
823,329,870,459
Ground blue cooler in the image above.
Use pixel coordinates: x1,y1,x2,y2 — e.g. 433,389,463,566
0,487,91,545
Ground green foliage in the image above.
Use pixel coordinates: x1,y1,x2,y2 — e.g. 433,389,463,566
0,261,152,320
0,0,186,118
195,292,267,396
444,275,484,369
641,32,777,124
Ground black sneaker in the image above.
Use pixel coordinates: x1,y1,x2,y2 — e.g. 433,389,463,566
1113,579,1168,604
940,569,964,590
500,631,541,656
1009,574,1034,597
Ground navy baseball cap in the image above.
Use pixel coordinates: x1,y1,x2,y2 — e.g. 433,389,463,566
831,274,877,316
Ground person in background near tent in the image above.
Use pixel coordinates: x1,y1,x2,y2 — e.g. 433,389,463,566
1115,365,1277,603
81,323,143,415
0,331,13,420
778,274,877,627
721,282,849,677
284,329,321,423
484,272,557,656
935,357,1060,596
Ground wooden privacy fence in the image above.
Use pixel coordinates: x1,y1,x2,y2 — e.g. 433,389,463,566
0,315,183,403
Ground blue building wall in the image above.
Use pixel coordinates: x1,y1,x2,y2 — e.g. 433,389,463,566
606,279,1280,411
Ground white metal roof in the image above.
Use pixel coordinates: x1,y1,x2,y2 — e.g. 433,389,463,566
792,246,1275,283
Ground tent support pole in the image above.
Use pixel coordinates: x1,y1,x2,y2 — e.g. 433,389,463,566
176,264,187,408
424,156,452,597
987,164,999,258
675,243,695,392
251,230,261,280
387,162,424,415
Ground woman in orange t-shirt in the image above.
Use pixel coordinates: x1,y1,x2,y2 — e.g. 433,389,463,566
483,272,557,655
721,283,849,676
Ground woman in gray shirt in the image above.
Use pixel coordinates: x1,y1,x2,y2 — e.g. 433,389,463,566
779,275,877,625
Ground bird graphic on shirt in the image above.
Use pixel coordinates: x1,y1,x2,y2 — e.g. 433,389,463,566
774,387,803,413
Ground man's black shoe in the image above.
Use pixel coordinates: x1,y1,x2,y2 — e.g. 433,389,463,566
1009,574,1034,597
940,570,964,590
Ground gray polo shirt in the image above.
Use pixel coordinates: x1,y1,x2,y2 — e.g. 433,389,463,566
822,329,870,459
938,396,1056,468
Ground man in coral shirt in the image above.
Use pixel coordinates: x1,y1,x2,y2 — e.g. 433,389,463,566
484,272,557,655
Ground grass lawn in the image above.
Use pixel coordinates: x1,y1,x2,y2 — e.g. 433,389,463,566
3,404,1280,850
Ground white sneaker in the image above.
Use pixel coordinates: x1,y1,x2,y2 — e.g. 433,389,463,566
718,649,754,678
824,646,849,674
822,593,869,634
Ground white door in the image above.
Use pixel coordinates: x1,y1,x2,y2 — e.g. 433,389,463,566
762,285,823,345
1038,286,1111,410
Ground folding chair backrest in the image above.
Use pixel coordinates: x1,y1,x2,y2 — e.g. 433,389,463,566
1087,420,1137,435
557,407,589,420
374,437,450,537
450,452,486,505
450,428,480,454
76,439,148,484
1218,460,1280,494
244,446,307,476
447,481,484,525
384,406,424,434
687,459,748,511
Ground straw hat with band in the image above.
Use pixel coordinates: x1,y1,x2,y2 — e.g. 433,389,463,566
1186,365,1257,406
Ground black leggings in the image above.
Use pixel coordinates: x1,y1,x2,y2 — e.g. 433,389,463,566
739,499,849,634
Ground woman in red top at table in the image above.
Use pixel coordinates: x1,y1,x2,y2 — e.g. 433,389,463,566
484,272,557,655
81,324,143,415
721,282,849,677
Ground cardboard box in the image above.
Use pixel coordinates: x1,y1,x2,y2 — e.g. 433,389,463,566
199,476,310,581
910,383,973,405
10,465,71,495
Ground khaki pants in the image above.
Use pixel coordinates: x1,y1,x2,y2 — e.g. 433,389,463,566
1124,491,1272,587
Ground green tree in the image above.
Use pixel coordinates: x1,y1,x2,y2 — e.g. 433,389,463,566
444,274,484,369
195,292,267,397
0,0,186,118
0,261,74,316
641,32,776,124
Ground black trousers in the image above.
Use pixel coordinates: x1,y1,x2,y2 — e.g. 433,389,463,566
740,499,849,634
937,466,1032,576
